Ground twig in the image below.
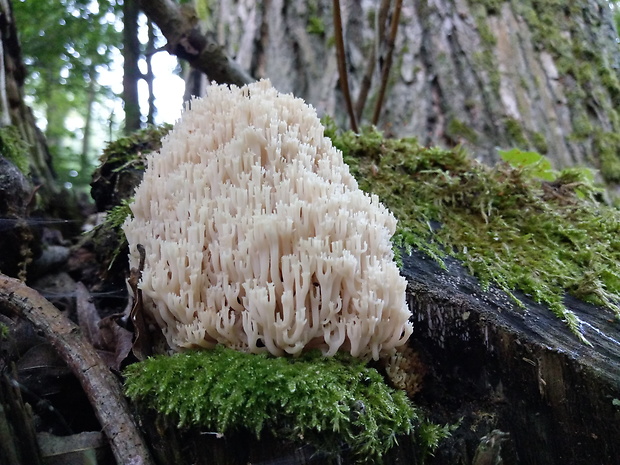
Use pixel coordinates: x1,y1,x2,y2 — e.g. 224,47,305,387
0,274,154,465
355,0,391,121
371,0,403,126
332,0,358,133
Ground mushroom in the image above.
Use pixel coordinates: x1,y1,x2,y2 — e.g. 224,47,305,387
123,80,412,359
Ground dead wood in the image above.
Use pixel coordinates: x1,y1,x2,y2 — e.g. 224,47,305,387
0,274,154,465
138,0,253,87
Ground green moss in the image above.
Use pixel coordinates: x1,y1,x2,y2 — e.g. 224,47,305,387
92,198,133,270
0,322,8,340
594,130,620,182
124,347,418,462
307,16,325,35
514,0,620,185
468,0,503,15
472,50,501,95
327,126,620,343
446,118,479,144
531,131,549,154
98,123,173,169
504,117,528,147
0,125,30,174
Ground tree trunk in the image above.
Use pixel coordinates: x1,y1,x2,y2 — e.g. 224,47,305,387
211,0,620,190
123,0,142,133
0,0,56,194
145,19,156,125
81,67,96,181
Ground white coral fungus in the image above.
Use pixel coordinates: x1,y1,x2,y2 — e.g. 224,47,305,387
123,80,412,359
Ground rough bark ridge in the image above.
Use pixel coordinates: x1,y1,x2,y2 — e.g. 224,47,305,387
211,0,620,188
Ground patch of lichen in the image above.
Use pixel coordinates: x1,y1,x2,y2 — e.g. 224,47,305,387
0,125,30,175
124,346,418,462
325,122,620,341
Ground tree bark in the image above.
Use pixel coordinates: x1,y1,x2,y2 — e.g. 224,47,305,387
400,250,620,465
209,0,620,190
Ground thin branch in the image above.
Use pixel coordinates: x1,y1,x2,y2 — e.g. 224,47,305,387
333,0,358,133
0,274,154,465
371,0,403,126
138,0,253,87
354,47,375,122
355,0,391,121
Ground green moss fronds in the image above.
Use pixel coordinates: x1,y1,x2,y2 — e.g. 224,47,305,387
0,125,30,174
99,123,172,168
328,126,620,342
124,347,417,462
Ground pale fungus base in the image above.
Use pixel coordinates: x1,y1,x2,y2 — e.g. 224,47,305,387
123,80,412,359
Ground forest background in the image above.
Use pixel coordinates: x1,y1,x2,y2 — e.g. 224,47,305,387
12,0,620,200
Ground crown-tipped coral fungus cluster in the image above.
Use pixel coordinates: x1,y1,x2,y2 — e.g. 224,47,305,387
123,79,413,360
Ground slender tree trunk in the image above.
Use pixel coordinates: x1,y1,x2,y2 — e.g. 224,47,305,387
210,0,620,190
123,0,142,133
81,67,96,178
145,19,156,125
183,66,207,102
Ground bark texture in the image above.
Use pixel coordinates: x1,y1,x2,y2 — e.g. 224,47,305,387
210,0,620,189
401,250,620,465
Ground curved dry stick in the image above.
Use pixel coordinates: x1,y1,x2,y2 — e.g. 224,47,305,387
371,0,403,126
0,274,154,465
333,0,358,133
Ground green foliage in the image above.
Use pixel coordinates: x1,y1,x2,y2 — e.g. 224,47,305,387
498,148,555,181
13,0,122,189
124,347,417,462
0,322,9,340
415,419,460,462
0,126,30,174
327,126,620,343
